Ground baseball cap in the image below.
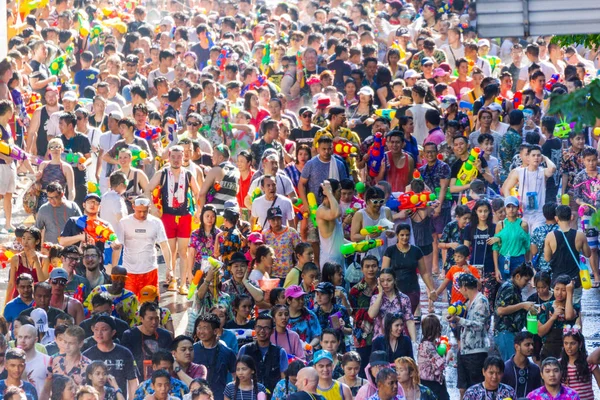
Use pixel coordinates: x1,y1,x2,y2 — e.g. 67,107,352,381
125,55,139,64
84,193,101,202
316,97,331,109
160,16,175,26
248,232,264,244
109,110,124,120
50,268,69,281
315,282,335,295
299,107,313,116
267,206,283,220
46,85,59,93
139,285,159,303
504,196,519,207
395,27,410,37
421,57,434,66
432,68,447,78
369,351,389,367
263,152,278,162
404,69,419,79
440,95,458,110
62,91,78,102
488,103,503,112
31,308,49,332
224,199,239,211
478,39,490,48
313,350,334,365
285,285,306,299
438,62,452,73
357,86,375,97
93,314,116,330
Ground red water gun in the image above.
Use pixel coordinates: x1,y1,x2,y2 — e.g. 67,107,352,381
367,132,386,178
76,216,117,242
215,47,231,71
0,249,15,268
513,91,523,109
333,138,357,158
544,74,559,92
73,283,85,303
135,125,162,140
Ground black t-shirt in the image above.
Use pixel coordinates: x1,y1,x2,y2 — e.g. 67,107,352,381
61,133,92,186
451,154,488,179
120,327,173,377
60,216,109,252
290,125,320,146
541,136,563,189
80,314,129,341
463,223,496,273
288,392,326,400
383,245,424,293
19,306,63,328
193,342,237,400
83,344,137,394
327,59,352,90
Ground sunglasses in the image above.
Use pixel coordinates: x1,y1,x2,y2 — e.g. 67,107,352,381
187,121,200,126
370,199,385,205
302,113,313,118
49,146,62,150
51,279,67,285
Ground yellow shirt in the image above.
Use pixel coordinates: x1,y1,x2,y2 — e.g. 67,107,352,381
313,124,361,173
83,286,139,327
317,380,344,400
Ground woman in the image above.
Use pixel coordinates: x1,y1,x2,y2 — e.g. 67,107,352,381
463,200,500,312
321,262,351,312
286,285,322,347
343,78,359,110
371,313,413,363
559,329,600,400
249,245,274,281
337,352,366,397
418,315,449,400
285,144,310,192
375,67,394,109
117,147,149,214
122,32,140,57
381,224,436,318
314,282,352,339
493,197,530,281
398,115,419,165
385,48,404,79
237,151,255,221
50,375,76,400
368,268,417,342
187,205,221,278
223,294,256,347
85,361,125,400
272,361,303,400
347,86,375,141
90,96,109,132
270,304,307,360
224,356,267,400
244,90,270,133
0,100,17,232
441,96,470,135
395,357,438,400
34,138,76,212
277,120,295,164
5,227,49,304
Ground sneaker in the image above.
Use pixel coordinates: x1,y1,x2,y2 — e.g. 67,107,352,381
179,285,189,296
167,280,178,292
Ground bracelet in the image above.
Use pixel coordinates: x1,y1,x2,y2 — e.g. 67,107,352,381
115,388,122,394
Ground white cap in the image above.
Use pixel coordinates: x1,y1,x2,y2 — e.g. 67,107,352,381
404,69,419,79
160,16,175,26
31,308,49,332
357,86,375,97
478,39,490,48
62,91,77,102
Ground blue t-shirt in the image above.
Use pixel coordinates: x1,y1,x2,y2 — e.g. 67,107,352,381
74,68,99,97
300,156,349,204
0,380,38,400
3,297,34,324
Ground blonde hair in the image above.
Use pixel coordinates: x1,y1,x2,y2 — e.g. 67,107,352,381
76,385,99,400
48,138,63,150
395,357,420,386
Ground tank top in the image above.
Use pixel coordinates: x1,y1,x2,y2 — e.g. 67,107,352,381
359,208,388,260
11,254,40,299
411,212,433,247
160,169,192,216
37,106,57,157
40,163,67,189
212,161,240,212
319,218,346,270
550,229,581,286
386,151,410,193
517,167,546,215
0,125,11,166
237,170,255,210
317,380,344,400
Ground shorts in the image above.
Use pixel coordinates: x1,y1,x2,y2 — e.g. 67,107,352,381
432,207,452,234
457,352,487,389
582,216,600,248
419,243,433,256
0,164,17,195
307,218,319,243
405,290,420,314
125,268,159,298
161,213,192,239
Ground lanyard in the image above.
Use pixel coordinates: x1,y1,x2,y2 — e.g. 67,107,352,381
274,330,292,352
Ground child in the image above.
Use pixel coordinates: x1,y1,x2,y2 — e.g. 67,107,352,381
418,315,449,400
431,245,481,307
438,205,471,275
272,361,304,400
491,197,506,224
284,242,314,288
215,207,244,265
337,352,366,397
224,356,267,400
223,294,256,348
299,262,319,310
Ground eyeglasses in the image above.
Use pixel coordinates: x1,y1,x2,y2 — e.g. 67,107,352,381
134,198,151,206
302,113,313,118
48,146,62,150
51,279,67,285
187,121,200,126
255,325,272,331
370,199,385,205
84,254,98,259
64,256,81,262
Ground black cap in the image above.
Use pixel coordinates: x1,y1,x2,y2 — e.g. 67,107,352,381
369,351,389,366
93,314,116,330
267,206,283,220
299,106,313,116
228,252,248,265
315,282,335,295
396,27,409,37
223,207,239,221
84,193,101,202
125,55,139,64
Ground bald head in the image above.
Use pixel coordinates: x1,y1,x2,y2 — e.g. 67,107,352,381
296,367,319,392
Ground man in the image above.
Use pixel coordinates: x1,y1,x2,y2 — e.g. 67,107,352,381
316,180,344,268
289,367,325,400
48,268,85,324
251,175,295,232
113,196,171,297
20,282,63,328
502,145,557,232
16,324,50,394
450,136,494,196
462,356,516,400
368,368,403,400
27,85,63,157
544,205,591,306
79,294,130,348
148,49,176,92
82,315,139,398
103,117,153,178
198,144,240,213
122,57,148,93
4,274,34,325
59,112,93,208
59,246,91,299
35,182,82,244
81,245,111,291
440,27,465,68
100,171,129,235
262,206,301,283
133,350,189,400
526,357,579,399
121,302,173,378
83,266,140,327
47,91,79,140
517,43,558,91
0,348,38,400
48,325,90,386
192,314,236,400
501,332,542,397
268,98,295,128
406,83,435,144
384,130,415,193
291,107,321,148
314,350,352,400
97,111,126,194
499,110,525,184
171,335,206,385
250,120,285,169
447,273,491,398
494,263,536,361
246,151,296,203
410,38,447,73
239,314,288,393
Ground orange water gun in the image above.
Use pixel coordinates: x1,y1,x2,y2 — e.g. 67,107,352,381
152,186,163,216
76,216,117,242
0,249,15,268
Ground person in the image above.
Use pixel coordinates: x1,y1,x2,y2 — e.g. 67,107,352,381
315,180,345,267
19,282,63,328
48,268,85,325
313,282,352,340
431,245,481,310
263,206,302,283
99,171,129,236
49,326,91,386
366,368,404,400
121,302,173,378
313,350,352,400
35,181,81,245
285,285,322,347
0,348,38,400
270,305,307,361
191,314,236,400
559,327,600,399
133,350,189,400
84,361,124,400
221,252,265,304
198,144,240,213
530,203,559,273
337,352,366,397
462,356,516,400
289,367,326,400
383,130,414,193
449,136,493,197
351,186,395,261
526,357,581,400
16,324,50,394
58,246,90,299
80,245,111,292
223,355,267,400
501,331,542,398
170,336,207,385
59,112,93,208
3,274,34,325
494,263,536,361
144,370,179,400
493,196,531,281
355,351,391,400
283,243,314,288
112,196,171,297
79,293,130,343
418,315,449,400
251,175,295,232
394,357,437,400
371,313,412,363
273,360,304,400
82,315,139,398
439,205,471,274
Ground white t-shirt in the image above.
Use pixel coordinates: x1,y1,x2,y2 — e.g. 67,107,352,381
249,172,295,197
26,351,51,394
518,60,558,82
251,194,294,231
117,214,168,274
98,132,121,192
100,190,128,240
148,68,176,88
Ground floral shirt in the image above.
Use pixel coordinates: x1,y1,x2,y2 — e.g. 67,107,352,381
194,99,229,147
440,220,464,271
263,227,302,278
457,292,491,355
83,286,139,327
562,147,590,195
221,279,259,302
499,128,522,184
527,385,581,400
463,383,515,400
272,379,297,400
573,170,600,208
133,377,189,400
418,340,446,384
370,291,414,338
219,227,244,263
494,280,526,333
419,160,452,208
537,301,581,343
409,50,447,73
288,309,322,343
314,303,351,332
189,228,221,264
0,381,38,400
349,279,377,348
531,223,558,272
50,354,92,386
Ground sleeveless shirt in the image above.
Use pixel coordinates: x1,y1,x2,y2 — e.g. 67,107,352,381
386,151,410,193
359,208,389,260
317,381,344,400
212,161,240,212
40,164,67,189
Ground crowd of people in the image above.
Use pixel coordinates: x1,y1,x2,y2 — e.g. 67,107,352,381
3,0,600,399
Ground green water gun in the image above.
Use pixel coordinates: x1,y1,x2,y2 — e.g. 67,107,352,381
48,45,73,76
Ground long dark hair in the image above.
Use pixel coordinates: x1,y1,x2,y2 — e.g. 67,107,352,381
560,331,591,384
233,355,260,400
469,199,493,242
383,312,404,353
379,268,400,294
50,375,72,400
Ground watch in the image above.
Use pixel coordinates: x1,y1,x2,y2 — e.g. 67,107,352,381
174,366,182,373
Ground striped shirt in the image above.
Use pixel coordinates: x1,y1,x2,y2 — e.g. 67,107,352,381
564,363,597,400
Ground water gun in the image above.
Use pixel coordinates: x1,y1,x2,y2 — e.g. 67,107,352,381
367,132,385,178
261,42,271,68
61,152,86,165
307,192,318,225
165,118,179,142
458,100,473,111
0,249,15,268
456,147,481,186
73,283,85,303
135,126,162,141
287,354,307,365
216,48,230,71
26,92,41,104
386,191,436,212
513,91,523,109
227,329,256,340
544,74,559,92
25,102,42,116
187,270,203,300
87,181,101,196
436,335,451,356
355,182,366,198
129,146,149,164
360,220,394,237
0,142,28,161
19,0,48,17
76,215,117,242
554,119,576,139
250,187,262,203
49,45,74,76
243,75,268,94
296,51,304,70
293,199,308,220
374,109,396,120
152,186,163,216
100,7,131,21
77,11,91,37
580,256,592,290
448,301,466,317
340,239,384,256
90,25,103,41
434,186,452,201
333,138,357,158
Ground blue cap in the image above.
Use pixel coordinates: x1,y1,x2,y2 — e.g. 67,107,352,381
421,57,434,65
504,196,519,207
313,350,334,365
